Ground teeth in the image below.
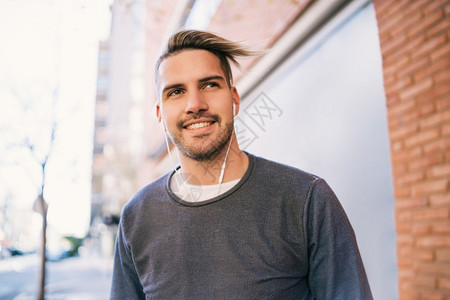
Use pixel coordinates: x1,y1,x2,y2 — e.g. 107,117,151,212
186,122,212,129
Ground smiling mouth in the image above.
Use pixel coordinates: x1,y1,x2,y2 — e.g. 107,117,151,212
185,121,214,130
179,113,220,131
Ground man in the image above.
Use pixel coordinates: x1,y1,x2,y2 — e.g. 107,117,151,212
110,30,372,299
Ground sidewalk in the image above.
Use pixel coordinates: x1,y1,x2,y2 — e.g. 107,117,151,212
0,254,113,299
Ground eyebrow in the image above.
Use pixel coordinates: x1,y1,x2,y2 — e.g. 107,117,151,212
161,75,226,96
198,75,226,84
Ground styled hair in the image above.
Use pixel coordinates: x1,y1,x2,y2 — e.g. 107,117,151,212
155,30,254,87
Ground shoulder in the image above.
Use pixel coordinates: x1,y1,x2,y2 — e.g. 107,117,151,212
242,153,335,209
248,153,322,187
120,172,171,224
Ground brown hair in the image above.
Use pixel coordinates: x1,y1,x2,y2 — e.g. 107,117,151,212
155,30,255,87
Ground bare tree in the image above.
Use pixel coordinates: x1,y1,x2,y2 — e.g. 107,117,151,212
1,84,59,300
30,122,56,300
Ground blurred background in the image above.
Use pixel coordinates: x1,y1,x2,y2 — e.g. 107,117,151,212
0,0,448,299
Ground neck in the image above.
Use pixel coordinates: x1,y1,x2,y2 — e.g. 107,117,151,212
179,135,248,186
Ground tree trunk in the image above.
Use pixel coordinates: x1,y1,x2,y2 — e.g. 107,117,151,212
37,196,47,300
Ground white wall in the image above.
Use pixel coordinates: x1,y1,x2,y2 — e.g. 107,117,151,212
236,3,397,299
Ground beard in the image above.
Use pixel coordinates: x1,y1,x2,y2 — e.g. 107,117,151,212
169,113,234,162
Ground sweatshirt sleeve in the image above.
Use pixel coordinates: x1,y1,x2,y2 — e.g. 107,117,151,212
110,220,145,300
305,178,373,299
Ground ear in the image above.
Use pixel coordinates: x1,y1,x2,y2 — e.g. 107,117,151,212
155,102,162,123
230,86,241,116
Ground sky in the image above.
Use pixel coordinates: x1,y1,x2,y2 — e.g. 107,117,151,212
0,0,112,240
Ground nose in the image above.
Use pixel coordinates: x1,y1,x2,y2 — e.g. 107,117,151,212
184,89,208,114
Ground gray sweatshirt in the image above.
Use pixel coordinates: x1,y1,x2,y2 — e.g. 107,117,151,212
110,153,372,299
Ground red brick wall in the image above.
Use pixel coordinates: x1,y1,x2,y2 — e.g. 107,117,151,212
373,1,450,299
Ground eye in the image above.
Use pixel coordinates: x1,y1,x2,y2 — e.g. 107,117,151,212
202,82,220,90
167,89,184,98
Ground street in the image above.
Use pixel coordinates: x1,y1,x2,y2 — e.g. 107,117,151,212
0,254,112,299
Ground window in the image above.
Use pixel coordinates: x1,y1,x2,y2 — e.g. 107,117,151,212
183,0,222,30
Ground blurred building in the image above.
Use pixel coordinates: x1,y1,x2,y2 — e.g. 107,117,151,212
91,0,449,298
91,0,146,254
91,0,146,223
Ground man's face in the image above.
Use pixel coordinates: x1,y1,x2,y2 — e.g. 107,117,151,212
156,49,240,161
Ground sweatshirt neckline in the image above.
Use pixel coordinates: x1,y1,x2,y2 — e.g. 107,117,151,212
165,152,255,207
